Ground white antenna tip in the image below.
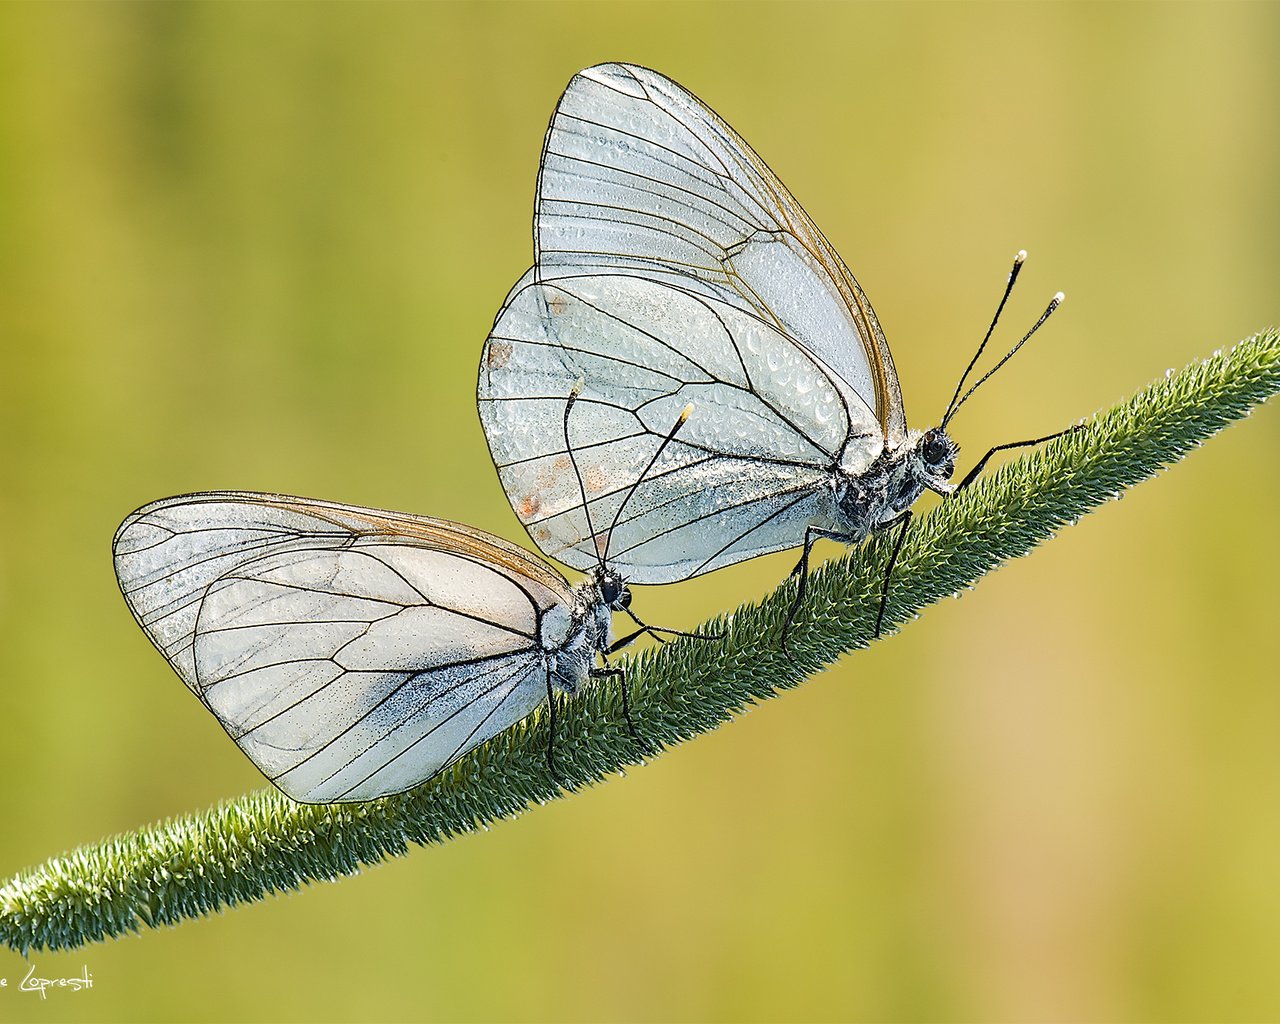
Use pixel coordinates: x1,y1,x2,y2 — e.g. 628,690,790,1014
1015,249,1028,263
1052,291,1066,305
569,377,585,398
680,402,695,423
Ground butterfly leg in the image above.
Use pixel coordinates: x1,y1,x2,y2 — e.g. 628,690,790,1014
956,424,1084,492
621,605,725,644
607,627,649,653
874,511,913,638
544,667,564,784
781,525,845,659
590,663,653,756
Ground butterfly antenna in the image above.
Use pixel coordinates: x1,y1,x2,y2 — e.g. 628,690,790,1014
600,402,694,565
947,291,1064,427
562,379,603,569
942,250,1026,426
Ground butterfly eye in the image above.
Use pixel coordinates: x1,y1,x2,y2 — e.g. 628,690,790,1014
599,576,625,608
921,431,950,466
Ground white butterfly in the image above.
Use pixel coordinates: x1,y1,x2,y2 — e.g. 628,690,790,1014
113,492,632,803
477,63,1065,636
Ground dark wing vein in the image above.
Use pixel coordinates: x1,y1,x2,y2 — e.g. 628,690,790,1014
334,657,538,800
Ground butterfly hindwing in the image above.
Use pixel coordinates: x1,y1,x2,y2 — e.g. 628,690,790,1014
479,271,860,582
114,493,572,802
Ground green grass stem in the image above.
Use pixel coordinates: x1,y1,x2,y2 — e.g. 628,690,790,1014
3,329,1277,953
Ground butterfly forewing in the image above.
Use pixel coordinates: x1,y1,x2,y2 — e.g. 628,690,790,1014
535,62,905,443
114,493,575,802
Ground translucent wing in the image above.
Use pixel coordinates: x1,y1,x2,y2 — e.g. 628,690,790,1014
113,493,574,802
479,272,877,582
535,62,906,445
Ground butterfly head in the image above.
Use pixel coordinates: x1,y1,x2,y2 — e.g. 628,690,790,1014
593,565,632,613
914,426,959,496
571,566,631,660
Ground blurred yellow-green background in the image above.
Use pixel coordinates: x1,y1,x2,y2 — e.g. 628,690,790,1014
1,3,1277,1022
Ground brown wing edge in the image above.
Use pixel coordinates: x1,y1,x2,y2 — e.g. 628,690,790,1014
120,491,577,608
259,494,577,604
695,82,908,442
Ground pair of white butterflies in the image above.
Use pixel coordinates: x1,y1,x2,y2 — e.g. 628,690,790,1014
115,63,1062,804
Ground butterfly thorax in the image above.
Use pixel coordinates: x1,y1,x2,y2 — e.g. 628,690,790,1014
545,570,623,696
832,426,959,540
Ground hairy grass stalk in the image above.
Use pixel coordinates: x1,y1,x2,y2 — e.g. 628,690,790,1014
2,329,1277,953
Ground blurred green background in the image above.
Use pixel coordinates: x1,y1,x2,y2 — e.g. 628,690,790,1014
1,3,1277,1022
